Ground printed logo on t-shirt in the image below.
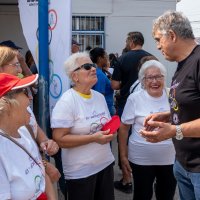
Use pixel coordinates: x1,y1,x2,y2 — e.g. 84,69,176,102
169,80,180,124
25,156,41,175
90,117,109,134
85,111,106,120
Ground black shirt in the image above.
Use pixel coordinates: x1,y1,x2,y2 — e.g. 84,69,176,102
169,45,200,172
112,49,151,107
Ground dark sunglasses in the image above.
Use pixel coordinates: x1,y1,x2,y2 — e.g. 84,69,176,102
16,88,32,98
74,63,96,72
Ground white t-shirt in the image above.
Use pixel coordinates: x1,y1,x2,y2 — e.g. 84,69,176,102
122,89,175,165
0,126,45,200
129,79,142,94
51,88,115,179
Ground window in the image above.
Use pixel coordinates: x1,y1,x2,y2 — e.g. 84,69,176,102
72,16,105,51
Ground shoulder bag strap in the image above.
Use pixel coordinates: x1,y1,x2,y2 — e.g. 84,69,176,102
0,131,42,170
130,81,140,94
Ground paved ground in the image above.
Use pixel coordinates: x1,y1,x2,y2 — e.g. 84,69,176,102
56,137,179,200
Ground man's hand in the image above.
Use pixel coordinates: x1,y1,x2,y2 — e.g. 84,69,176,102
140,121,176,143
143,111,170,131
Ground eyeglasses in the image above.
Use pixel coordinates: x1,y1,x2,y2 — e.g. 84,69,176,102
74,63,96,72
6,62,21,68
144,75,164,82
16,88,32,98
22,88,29,97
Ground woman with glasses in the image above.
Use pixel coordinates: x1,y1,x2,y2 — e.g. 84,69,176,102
0,46,60,183
118,60,176,200
0,73,56,200
51,52,115,200
0,46,59,154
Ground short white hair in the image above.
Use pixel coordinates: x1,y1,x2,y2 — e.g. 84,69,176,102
64,52,90,79
138,60,167,86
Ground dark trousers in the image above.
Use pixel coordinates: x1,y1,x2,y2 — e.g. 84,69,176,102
53,149,66,195
130,163,177,200
65,163,115,200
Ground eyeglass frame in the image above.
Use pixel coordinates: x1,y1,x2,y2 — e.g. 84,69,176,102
144,75,164,82
73,63,96,72
5,62,21,68
5,87,32,99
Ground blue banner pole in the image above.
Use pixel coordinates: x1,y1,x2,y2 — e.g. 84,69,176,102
38,1,50,137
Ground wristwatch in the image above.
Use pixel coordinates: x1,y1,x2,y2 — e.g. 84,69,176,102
175,125,183,140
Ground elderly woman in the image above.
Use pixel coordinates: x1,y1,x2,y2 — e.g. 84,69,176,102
118,60,176,200
0,46,60,182
0,46,59,155
51,52,115,200
0,73,50,199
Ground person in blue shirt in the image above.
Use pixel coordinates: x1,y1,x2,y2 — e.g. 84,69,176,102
90,47,115,116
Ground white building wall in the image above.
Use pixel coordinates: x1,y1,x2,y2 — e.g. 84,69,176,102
0,0,177,85
177,0,200,38
72,0,177,85
0,5,28,53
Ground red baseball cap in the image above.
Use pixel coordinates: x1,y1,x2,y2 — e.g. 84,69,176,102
0,73,38,97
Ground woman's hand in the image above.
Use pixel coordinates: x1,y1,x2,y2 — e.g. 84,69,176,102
40,139,59,156
45,162,61,183
120,156,132,178
92,130,115,144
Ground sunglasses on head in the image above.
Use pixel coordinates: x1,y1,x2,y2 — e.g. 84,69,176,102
74,63,96,72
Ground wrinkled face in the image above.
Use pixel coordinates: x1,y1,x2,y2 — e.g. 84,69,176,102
72,57,97,87
0,56,22,75
143,67,165,97
11,89,31,126
153,30,176,61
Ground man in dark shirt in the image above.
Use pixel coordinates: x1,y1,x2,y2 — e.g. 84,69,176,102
111,31,151,193
112,32,151,112
141,11,200,200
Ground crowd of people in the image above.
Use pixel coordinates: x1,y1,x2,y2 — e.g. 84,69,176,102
0,10,200,200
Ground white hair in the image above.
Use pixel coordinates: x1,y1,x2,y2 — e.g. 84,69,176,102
138,60,167,86
64,52,90,79
0,94,19,116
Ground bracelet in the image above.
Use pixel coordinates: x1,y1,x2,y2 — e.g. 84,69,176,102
42,159,47,169
41,152,48,169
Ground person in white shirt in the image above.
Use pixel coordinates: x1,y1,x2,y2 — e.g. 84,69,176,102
51,52,115,200
0,73,47,200
118,60,176,200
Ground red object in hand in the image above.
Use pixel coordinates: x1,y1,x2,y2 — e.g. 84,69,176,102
101,115,120,134
37,192,48,200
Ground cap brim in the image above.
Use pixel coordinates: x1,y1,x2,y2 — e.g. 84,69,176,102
15,46,23,50
11,74,38,90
